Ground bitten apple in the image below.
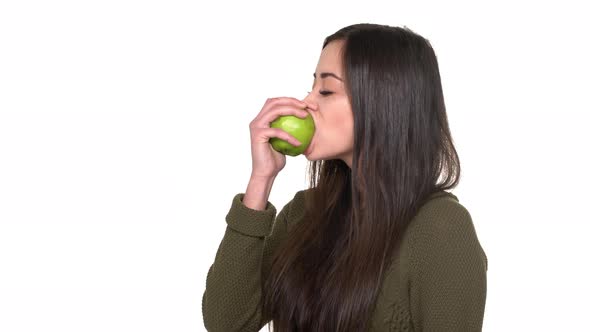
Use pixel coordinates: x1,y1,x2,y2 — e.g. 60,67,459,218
269,113,315,156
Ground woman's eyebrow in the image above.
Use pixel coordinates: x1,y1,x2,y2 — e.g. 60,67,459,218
313,72,343,81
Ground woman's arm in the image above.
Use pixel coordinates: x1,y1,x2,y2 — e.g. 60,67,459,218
201,187,299,332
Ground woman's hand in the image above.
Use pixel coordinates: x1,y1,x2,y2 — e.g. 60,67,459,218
248,97,310,179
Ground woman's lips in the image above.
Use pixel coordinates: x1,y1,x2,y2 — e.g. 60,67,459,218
303,106,316,156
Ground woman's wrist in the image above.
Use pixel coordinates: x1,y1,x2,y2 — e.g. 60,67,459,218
243,175,276,211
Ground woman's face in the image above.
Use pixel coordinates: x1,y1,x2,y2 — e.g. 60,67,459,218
302,39,354,168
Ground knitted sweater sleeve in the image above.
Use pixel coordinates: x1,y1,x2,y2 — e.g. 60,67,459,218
408,199,488,332
202,192,296,332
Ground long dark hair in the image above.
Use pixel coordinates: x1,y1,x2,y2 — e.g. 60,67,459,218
261,23,461,331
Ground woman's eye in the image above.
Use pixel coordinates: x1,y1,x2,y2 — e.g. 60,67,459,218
306,91,333,96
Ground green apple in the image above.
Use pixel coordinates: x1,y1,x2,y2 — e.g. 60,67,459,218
269,113,315,156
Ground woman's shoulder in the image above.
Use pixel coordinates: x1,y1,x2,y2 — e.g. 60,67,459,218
404,190,488,278
410,190,471,230
290,187,316,211
426,189,459,203
278,188,312,221
405,190,483,261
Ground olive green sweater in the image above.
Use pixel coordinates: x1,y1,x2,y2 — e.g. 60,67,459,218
202,189,487,331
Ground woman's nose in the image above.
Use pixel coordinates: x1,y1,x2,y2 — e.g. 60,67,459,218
302,98,318,111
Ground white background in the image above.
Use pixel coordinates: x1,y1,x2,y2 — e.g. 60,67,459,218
1,0,589,331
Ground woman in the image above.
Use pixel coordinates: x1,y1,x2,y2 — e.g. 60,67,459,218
202,23,488,332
